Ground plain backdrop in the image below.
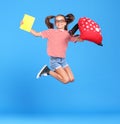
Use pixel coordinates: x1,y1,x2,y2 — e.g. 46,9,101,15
0,0,120,118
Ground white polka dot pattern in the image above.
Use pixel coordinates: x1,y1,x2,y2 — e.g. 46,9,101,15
79,17,101,33
78,17,103,45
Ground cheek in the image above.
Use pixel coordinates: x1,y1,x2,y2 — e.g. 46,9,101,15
64,22,67,26
55,23,58,26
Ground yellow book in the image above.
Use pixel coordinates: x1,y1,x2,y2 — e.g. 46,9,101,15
20,14,35,32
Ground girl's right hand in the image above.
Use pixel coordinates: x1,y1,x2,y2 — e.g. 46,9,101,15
20,20,24,26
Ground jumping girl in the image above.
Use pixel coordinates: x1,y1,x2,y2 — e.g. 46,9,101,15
21,14,83,84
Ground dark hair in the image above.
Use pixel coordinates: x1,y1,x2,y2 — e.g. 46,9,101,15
45,14,75,30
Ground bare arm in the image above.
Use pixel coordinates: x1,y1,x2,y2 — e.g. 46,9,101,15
30,29,42,37
20,21,42,37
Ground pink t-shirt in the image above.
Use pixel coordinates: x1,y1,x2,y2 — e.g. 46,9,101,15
41,29,78,58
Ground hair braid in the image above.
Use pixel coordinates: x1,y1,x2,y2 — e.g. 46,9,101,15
45,15,55,29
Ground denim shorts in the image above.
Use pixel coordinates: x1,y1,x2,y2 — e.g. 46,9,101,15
50,56,68,71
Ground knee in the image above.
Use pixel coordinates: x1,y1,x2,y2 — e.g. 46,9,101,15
62,80,69,84
62,78,70,84
62,77,74,84
69,78,74,82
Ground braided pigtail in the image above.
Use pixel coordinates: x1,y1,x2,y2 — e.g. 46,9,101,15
65,14,75,24
45,15,55,29
65,13,75,30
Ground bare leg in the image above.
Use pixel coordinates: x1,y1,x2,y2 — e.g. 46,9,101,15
64,66,74,82
49,67,71,84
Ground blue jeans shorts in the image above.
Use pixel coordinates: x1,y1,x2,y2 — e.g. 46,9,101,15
50,56,69,71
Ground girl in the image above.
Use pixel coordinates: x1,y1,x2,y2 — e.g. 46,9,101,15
21,14,83,84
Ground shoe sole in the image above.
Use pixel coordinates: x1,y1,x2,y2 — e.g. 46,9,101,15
36,65,47,79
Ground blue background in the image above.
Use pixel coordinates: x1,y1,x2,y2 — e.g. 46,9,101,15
0,0,120,123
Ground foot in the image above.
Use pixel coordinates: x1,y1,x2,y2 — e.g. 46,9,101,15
36,65,50,79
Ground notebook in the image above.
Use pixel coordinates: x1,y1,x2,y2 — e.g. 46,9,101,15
20,14,35,32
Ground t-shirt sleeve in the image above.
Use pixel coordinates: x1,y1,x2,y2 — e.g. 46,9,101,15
41,29,51,38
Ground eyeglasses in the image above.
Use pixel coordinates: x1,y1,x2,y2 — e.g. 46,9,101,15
55,19,66,23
